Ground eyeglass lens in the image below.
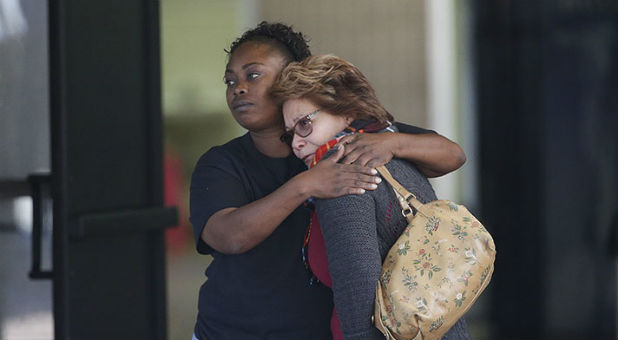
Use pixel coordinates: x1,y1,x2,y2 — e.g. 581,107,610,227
280,109,320,146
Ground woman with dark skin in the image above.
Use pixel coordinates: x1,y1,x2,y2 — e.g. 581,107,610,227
189,22,465,339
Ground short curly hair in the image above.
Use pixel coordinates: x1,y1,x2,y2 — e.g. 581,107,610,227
271,54,394,123
226,21,311,63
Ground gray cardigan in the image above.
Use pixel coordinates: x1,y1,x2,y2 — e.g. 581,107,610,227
315,157,470,340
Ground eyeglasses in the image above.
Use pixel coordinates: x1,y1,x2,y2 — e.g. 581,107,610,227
280,109,321,146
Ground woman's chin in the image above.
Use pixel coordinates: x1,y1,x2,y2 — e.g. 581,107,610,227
231,112,283,133
301,153,315,167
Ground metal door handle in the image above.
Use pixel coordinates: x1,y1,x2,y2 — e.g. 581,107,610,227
609,211,618,257
75,206,178,239
27,173,53,280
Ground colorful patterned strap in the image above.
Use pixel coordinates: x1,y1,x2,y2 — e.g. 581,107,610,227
310,139,339,168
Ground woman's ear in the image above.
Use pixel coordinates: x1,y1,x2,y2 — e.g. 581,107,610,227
345,115,354,124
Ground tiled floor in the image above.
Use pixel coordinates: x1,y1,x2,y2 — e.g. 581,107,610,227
166,243,211,340
0,228,208,340
0,231,53,340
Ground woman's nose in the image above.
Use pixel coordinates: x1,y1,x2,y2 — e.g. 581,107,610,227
292,135,305,152
233,82,247,96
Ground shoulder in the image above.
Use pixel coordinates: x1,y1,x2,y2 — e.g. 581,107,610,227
190,135,254,188
197,134,247,164
394,122,435,135
383,157,423,177
382,158,437,203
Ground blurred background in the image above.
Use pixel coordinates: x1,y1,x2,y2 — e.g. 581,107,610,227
0,0,616,339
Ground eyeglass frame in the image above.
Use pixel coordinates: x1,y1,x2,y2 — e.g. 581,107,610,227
279,109,321,146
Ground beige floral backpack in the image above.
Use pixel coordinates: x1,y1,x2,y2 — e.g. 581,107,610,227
374,166,496,340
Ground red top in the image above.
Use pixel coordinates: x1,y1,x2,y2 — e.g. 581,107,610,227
308,212,343,340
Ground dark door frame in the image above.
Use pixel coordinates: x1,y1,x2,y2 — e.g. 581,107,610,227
48,1,176,338
474,1,618,338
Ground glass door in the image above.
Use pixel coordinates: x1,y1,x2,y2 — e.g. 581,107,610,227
0,1,53,339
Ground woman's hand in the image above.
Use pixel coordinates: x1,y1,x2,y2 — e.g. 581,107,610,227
296,145,382,199
337,133,398,168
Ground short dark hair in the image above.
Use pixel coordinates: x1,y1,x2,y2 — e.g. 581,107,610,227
225,21,311,63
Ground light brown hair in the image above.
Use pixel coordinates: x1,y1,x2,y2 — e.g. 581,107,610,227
271,54,394,122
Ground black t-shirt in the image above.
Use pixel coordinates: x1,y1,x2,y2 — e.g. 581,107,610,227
189,123,432,339
190,133,333,339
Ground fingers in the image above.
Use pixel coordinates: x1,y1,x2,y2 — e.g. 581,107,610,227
309,153,385,198
365,158,388,168
361,153,392,168
342,147,393,167
337,169,383,193
338,135,360,164
338,134,358,144
342,149,388,167
323,165,382,196
323,144,345,163
339,179,382,195
344,187,366,195
339,135,382,166
338,163,378,176
339,133,397,167
331,181,376,196
349,173,382,186
340,148,365,165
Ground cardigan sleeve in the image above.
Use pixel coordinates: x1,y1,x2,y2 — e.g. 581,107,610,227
315,192,384,340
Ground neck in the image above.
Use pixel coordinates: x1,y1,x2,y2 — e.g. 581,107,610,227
250,130,291,158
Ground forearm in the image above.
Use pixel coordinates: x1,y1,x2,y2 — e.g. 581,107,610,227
202,174,312,254
200,148,380,254
331,249,383,340
317,195,383,339
392,132,466,178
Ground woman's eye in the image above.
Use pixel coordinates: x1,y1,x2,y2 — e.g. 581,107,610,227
223,78,236,86
248,72,260,80
298,118,311,128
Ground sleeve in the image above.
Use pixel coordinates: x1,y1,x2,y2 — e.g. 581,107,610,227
189,148,250,254
394,121,436,135
315,194,385,340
